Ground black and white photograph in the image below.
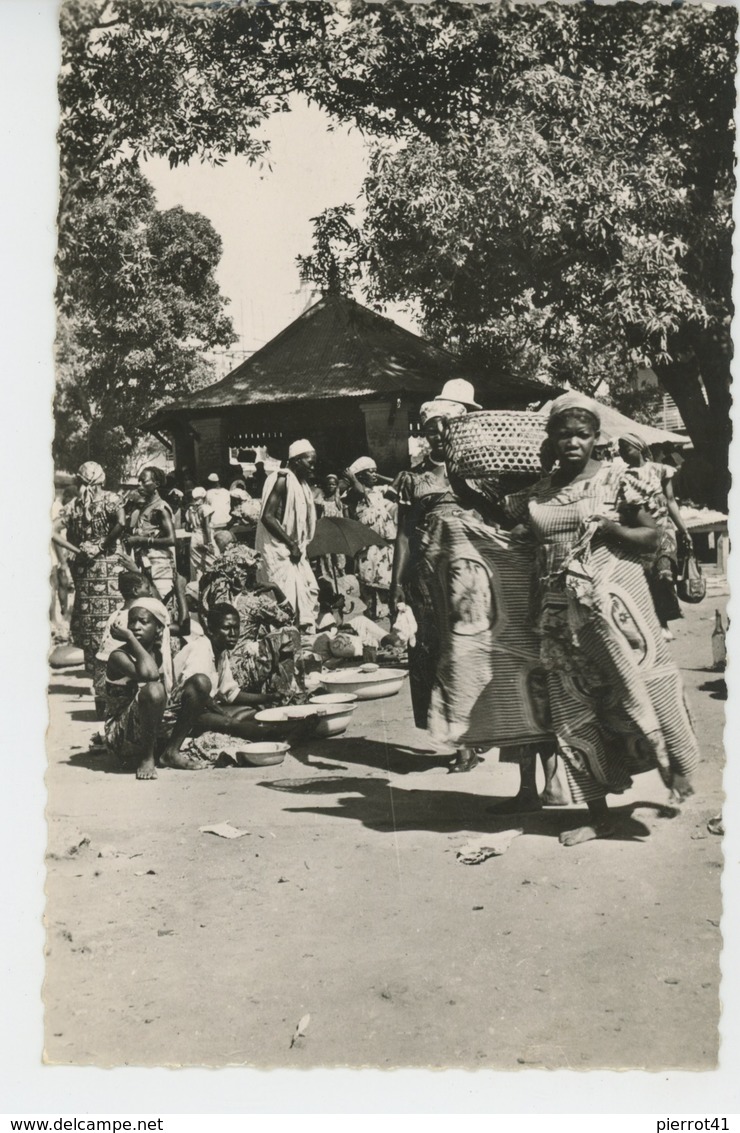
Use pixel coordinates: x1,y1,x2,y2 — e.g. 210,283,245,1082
28,0,737,1085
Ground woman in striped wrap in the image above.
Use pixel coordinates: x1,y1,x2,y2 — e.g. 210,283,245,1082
503,394,700,845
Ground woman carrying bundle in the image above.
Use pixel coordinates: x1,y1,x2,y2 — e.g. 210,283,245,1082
502,394,699,844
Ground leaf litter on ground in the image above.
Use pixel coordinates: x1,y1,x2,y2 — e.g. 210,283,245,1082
290,1013,311,1049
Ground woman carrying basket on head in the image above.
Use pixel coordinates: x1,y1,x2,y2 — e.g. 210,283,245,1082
389,381,560,786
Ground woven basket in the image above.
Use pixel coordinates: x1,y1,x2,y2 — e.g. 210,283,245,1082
444,411,546,478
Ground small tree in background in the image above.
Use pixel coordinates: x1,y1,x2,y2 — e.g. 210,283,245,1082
54,170,235,478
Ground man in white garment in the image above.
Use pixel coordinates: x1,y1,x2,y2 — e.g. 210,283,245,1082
256,439,319,632
205,473,232,529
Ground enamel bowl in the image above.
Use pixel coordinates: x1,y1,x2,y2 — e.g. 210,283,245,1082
255,705,320,723
235,742,289,767
308,693,358,707
319,668,407,701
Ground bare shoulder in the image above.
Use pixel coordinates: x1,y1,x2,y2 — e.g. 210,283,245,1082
107,647,135,679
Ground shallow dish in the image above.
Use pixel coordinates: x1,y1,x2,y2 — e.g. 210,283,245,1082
255,705,319,724
309,693,358,707
235,742,289,767
319,668,407,701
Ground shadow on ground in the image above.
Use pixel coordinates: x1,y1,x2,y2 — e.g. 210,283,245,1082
697,678,726,701
260,771,676,842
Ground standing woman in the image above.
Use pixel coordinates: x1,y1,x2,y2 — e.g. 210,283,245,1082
184,485,216,579
125,467,177,603
313,472,347,581
52,461,125,675
504,394,700,844
344,457,398,619
390,397,481,771
618,433,692,640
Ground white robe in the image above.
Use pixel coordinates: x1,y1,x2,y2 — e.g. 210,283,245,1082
256,470,319,630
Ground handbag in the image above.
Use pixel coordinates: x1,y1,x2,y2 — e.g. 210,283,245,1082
677,550,706,604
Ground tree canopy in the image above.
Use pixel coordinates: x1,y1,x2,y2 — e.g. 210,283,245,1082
57,0,736,501
54,172,235,476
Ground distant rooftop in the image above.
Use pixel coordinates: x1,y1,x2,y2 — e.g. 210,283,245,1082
149,293,553,426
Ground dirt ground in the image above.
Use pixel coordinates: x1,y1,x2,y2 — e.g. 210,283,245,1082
44,576,726,1070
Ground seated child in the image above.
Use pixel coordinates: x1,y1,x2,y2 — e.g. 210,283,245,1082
160,602,275,765
93,571,154,718
105,600,275,780
104,596,181,780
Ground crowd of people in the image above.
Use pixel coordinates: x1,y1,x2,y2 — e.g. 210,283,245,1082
51,380,701,846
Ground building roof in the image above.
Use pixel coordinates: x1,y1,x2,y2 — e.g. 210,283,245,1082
149,293,553,425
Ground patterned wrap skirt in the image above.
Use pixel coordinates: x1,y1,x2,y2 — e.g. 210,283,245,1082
70,554,123,673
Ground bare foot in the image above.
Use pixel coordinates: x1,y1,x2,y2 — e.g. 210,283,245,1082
559,822,614,847
160,748,209,771
540,788,568,807
670,774,694,804
448,752,483,774
136,757,158,780
487,793,542,814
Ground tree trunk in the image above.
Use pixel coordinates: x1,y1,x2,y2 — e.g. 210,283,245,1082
653,351,729,510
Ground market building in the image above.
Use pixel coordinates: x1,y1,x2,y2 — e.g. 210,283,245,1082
146,293,553,477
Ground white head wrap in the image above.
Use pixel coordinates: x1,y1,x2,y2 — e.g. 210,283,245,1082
288,439,315,459
76,461,106,522
348,456,377,476
191,486,206,500
127,598,173,691
128,597,170,626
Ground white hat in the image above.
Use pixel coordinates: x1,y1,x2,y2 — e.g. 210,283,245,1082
207,472,220,483
435,379,481,409
348,456,377,476
191,486,206,500
229,487,249,499
288,439,315,459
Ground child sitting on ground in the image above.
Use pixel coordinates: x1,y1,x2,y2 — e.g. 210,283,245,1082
93,571,155,718
104,596,180,780
105,600,277,779
161,602,278,766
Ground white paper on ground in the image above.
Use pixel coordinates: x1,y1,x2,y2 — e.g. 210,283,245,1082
199,822,251,839
456,828,524,864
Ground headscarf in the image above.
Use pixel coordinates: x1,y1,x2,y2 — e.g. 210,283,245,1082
127,598,172,691
191,486,206,501
547,392,601,431
128,597,169,625
288,439,315,459
419,400,468,427
619,431,651,457
76,461,106,523
349,456,377,476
